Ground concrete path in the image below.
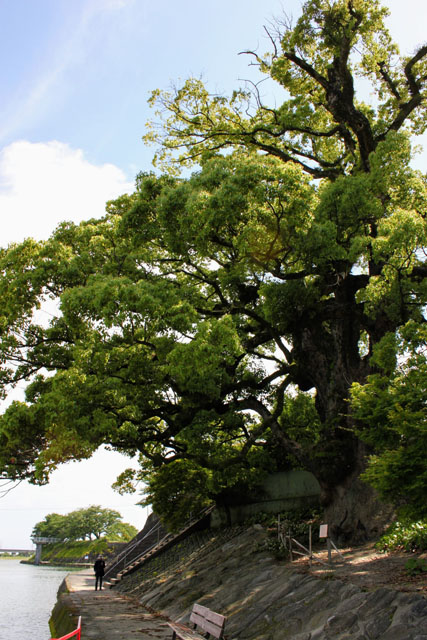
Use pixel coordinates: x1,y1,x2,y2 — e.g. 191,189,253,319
63,569,171,640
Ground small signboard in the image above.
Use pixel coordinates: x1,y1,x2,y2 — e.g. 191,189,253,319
319,524,329,538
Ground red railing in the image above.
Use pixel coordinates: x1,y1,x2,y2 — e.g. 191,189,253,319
51,616,81,640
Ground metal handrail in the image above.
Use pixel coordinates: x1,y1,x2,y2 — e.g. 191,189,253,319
117,532,173,573
115,504,216,579
51,616,81,640
104,518,166,577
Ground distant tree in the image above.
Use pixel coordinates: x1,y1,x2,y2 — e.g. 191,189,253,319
65,506,122,540
105,521,138,541
32,513,67,540
31,506,135,541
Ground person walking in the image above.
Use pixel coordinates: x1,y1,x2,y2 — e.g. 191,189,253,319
93,555,106,590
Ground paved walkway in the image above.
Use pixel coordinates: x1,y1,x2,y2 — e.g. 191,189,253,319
63,569,171,640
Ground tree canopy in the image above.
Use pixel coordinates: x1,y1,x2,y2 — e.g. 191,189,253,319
1,0,426,535
31,505,138,541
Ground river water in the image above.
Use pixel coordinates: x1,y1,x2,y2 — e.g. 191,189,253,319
0,558,72,640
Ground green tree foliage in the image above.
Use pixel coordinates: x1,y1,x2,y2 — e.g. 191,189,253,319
351,322,427,519
31,513,66,540
31,505,137,541
105,521,139,542
1,0,426,533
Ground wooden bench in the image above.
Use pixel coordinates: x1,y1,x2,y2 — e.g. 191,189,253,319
168,603,226,640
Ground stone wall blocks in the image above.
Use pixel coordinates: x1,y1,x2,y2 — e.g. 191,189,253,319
356,588,397,618
337,583,362,602
409,598,427,618
364,609,396,639
375,623,421,640
323,611,359,637
335,592,367,614
396,595,427,626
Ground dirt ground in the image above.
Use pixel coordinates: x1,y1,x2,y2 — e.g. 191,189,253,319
293,542,427,595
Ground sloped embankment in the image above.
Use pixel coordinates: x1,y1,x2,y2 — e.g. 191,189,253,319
116,524,427,640
31,539,126,566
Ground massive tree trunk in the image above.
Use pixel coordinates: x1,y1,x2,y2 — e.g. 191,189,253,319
322,441,395,544
283,275,395,540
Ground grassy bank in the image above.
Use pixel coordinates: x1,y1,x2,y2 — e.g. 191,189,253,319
28,538,125,565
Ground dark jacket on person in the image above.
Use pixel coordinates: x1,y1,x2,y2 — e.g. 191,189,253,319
94,557,105,576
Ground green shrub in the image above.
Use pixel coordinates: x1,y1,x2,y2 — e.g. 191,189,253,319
405,558,427,576
252,507,321,559
270,507,322,550
247,506,321,531
259,537,288,560
376,520,427,552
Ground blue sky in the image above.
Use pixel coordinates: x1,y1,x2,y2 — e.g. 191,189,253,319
2,0,425,180
0,0,292,176
1,0,426,548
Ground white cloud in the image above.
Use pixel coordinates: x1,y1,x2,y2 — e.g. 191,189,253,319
0,140,133,247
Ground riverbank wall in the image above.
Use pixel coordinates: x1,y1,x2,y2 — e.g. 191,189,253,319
50,524,427,640
49,577,82,639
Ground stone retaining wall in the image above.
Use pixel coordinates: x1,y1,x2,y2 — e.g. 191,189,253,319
117,525,427,640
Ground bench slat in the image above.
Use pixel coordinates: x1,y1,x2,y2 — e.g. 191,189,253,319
169,603,226,640
189,613,224,638
167,622,205,640
192,604,226,628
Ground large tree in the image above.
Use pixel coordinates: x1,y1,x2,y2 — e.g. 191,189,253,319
1,0,426,537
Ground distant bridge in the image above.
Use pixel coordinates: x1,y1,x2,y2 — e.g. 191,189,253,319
31,537,60,544
0,548,34,554
31,536,60,564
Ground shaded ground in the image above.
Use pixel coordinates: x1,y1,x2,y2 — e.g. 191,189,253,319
60,570,171,640
293,542,427,594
